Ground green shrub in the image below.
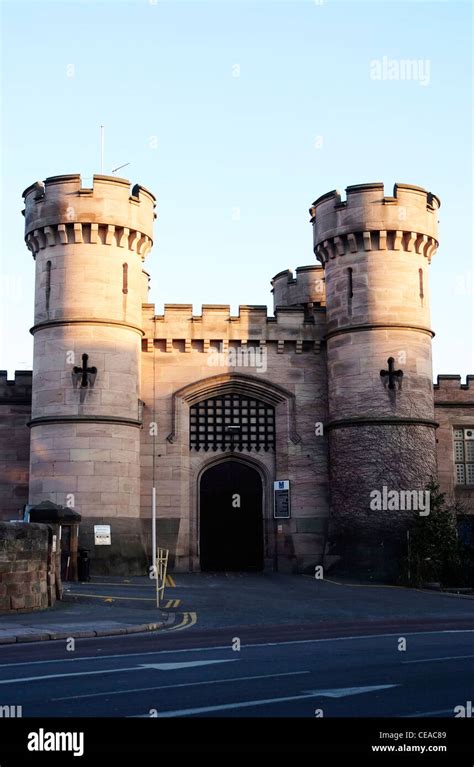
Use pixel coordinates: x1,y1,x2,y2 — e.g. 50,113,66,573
406,479,465,587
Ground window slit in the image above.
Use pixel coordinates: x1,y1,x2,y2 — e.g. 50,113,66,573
45,260,51,311
122,263,128,294
347,267,353,314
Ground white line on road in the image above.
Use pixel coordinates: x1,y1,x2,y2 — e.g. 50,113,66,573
1,629,472,670
135,685,399,717
51,670,311,701
402,709,455,717
140,660,237,671
0,659,238,685
402,654,474,664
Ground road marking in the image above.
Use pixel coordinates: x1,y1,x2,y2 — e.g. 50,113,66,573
168,612,197,631
80,582,154,588
137,684,398,717
0,666,145,685
404,708,454,719
169,613,188,631
305,576,474,598
303,685,398,698
0,659,236,686
1,629,473,669
403,709,455,717
140,660,237,671
66,592,157,602
51,670,311,701
163,599,181,609
402,654,474,664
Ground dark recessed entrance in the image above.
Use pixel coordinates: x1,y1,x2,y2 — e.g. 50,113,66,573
200,461,264,571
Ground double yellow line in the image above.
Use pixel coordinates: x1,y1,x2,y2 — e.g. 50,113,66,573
168,612,198,632
163,599,181,609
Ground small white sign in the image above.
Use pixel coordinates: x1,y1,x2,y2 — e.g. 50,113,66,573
94,524,111,546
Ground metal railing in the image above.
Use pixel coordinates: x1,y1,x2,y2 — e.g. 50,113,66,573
155,547,169,608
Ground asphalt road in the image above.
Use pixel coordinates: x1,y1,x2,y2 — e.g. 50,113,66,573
62,572,474,632
0,625,473,718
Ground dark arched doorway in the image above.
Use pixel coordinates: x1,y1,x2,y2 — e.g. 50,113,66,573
200,461,264,571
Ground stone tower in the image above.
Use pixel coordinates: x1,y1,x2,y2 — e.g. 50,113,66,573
271,264,326,312
23,174,155,573
310,182,440,576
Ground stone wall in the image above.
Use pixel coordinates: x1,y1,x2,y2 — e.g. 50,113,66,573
139,301,329,573
328,423,437,577
434,375,474,511
0,522,60,612
0,372,32,521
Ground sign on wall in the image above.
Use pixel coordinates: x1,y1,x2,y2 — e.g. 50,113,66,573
273,480,291,519
94,525,111,545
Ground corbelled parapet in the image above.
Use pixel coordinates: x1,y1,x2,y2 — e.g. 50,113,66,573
140,302,326,355
271,265,326,310
310,182,440,265
23,174,155,260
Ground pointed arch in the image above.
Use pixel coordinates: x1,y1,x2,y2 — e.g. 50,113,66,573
166,372,301,444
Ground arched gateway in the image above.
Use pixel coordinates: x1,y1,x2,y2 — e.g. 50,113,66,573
199,460,264,571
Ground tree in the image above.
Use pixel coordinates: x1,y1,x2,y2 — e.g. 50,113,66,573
407,479,462,586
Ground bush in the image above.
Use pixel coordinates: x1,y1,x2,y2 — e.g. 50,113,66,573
406,479,465,587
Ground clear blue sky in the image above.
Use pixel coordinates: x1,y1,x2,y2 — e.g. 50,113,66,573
0,0,472,378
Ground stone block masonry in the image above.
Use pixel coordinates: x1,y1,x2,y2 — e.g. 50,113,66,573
0,372,32,521
0,172,469,579
0,522,59,612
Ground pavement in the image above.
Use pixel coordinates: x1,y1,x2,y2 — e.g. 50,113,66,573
0,572,473,643
0,575,176,643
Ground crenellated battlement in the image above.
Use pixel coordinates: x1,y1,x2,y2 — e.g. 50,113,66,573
271,265,326,309
0,371,32,404
141,302,325,353
22,174,156,252
310,182,440,260
433,374,474,392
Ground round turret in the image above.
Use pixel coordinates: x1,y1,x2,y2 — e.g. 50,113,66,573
271,265,326,311
23,174,156,574
309,182,440,577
